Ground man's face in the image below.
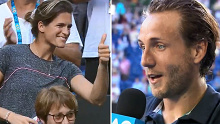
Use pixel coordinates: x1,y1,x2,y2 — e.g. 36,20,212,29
138,11,195,99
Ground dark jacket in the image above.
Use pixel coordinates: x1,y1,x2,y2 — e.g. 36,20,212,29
145,85,220,124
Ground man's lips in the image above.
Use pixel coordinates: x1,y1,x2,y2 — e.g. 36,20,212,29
148,74,163,84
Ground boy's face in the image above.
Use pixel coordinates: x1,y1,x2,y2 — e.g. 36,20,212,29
45,104,76,124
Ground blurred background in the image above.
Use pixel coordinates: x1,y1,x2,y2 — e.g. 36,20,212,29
111,0,220,112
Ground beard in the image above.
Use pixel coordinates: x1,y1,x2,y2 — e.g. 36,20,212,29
152,54,194,99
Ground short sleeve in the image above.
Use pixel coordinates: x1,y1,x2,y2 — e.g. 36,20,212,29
66,62,82,87
66,15,83,47
0,46,10,74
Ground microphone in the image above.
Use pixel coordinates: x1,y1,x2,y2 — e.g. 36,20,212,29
112,88,146,124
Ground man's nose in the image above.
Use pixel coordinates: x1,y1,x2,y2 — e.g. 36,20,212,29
141,49,156,68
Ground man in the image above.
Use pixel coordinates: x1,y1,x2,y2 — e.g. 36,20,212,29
138,0,220,123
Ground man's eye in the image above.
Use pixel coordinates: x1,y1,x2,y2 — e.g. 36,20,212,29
157,44,165,50
139,45,145,50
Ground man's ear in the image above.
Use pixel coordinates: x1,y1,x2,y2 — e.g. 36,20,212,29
192,40,208,64
38,21,45,33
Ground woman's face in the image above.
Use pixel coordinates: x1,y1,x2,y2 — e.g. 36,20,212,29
39,12,72,48
45,104,76,124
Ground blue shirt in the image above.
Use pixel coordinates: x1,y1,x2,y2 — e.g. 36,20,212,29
145,85,220,124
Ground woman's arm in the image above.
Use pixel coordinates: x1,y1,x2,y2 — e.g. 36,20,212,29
70,34,110,105
0,71,4,88
0,107,37,124
0,72,37,124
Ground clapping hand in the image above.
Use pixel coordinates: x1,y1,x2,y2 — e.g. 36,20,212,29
3,18,17,45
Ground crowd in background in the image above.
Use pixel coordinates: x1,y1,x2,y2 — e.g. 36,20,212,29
1,0,220,105
112,0,220,103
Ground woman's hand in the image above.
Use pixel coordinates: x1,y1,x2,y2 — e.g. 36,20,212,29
98,34,110,65
8,112,37,124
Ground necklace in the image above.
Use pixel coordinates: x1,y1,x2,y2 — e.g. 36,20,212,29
32,44,52,76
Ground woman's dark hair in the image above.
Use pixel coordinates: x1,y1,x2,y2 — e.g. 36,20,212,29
25,0,73,38
145,0,219,77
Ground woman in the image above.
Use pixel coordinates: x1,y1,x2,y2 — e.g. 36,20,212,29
0,0,110,124
0,0,83,66
35,85,78,124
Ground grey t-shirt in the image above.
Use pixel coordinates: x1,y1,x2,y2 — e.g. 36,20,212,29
0,44,82,118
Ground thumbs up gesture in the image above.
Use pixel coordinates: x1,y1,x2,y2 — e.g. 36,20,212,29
98,34,110,65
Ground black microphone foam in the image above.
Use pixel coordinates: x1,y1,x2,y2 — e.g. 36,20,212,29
116,88,146,119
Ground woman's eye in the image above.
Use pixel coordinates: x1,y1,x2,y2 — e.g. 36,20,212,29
67,25,72,29
57,24,64,28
